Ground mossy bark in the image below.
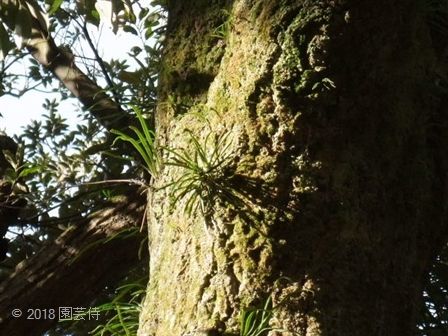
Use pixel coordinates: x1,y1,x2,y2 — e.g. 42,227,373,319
138,1,448,335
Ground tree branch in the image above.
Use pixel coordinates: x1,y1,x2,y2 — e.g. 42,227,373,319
25,15,129,131
0,188,146,336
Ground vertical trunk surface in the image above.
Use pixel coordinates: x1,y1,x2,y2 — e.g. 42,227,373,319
139,1,448,335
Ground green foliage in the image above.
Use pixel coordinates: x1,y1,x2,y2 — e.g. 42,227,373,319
0,0,166,335
17,98,108,217
87,280,146,336
55,274,147,336
240,297,274,336
112,106,159,178
0,1,164,330
211,9,233,40
0,0,166,109
47,0,64,15
0,0,166,230
1,139,39,185
99,5,165,110
163,129,237,218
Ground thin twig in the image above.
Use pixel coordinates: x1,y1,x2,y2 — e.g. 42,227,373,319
81,20,123,109
80,179,148,187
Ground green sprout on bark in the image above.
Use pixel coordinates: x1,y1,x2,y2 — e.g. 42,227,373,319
163,129,237,218
240,297,274,336
111,106,159,178
211,9,233,40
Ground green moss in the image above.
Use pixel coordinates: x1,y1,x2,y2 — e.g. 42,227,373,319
295,69,320,94
159,2,231,115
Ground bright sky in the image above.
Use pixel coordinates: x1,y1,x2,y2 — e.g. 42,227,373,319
0,3,151,136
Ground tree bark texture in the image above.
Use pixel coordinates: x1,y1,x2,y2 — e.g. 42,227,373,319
139,1,448,335
0,187,146,336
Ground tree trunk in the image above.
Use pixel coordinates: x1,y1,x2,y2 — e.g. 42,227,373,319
138,1,448,335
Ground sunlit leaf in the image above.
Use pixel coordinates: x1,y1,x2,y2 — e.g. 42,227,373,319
48,0,64,15
122,25,137,35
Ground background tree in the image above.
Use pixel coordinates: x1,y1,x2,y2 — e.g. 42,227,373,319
0,0,447,335
0,1,163,335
